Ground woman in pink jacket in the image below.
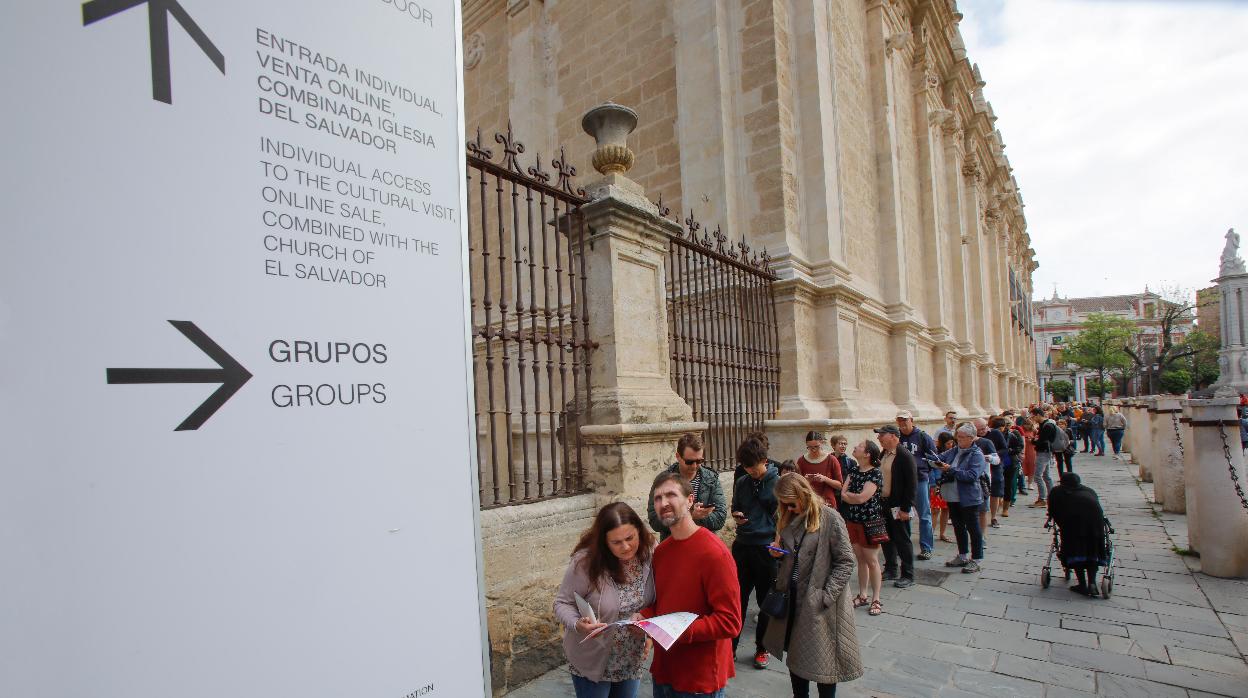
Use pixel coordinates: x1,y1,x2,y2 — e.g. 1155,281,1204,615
554,502,656,698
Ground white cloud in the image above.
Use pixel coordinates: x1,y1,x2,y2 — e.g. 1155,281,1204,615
958,0,1248,300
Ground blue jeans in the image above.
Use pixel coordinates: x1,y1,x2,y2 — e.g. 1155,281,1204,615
1033,451,1054,500
1090,428,1105,454
914,472,934,553
1107,429,1124,454
572,675,640,698
652,680,725,698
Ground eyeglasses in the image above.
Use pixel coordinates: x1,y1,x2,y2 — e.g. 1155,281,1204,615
682,458,705,466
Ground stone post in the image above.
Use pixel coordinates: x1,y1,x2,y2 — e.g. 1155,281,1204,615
1153,396,1185,513
1180,401,1201,553
1138,398,1156,483
1125,399,1142,463
1185,392,1248,577
574,103,704,504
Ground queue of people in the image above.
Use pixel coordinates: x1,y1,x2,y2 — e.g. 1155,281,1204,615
553,402,1124,697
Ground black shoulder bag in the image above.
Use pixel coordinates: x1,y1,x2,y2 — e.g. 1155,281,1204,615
760,528,809,620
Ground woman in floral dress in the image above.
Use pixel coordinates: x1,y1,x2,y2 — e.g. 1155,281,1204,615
839,440,886,616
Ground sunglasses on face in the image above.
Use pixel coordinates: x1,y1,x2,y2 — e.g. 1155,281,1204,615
683,458,705,466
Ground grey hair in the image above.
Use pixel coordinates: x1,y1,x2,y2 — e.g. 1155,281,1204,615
956,423,978,437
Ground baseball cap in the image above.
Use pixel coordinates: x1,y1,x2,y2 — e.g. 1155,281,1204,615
895,410,914,420
874,424,901,436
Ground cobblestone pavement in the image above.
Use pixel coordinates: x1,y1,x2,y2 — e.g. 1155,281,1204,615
506,452,1248,697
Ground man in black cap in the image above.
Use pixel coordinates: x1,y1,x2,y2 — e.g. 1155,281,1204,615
874,424,918,588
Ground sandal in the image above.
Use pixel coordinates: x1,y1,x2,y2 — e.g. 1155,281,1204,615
852,594,869,608
869,600,883,616
939,535,954,543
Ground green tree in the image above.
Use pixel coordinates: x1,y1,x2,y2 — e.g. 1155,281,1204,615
1086,378,1115,400
1178,330,1220,389
1046,379,1075,401
1159,369,1192,395
1061,313,1136,403
1123,286,1199,394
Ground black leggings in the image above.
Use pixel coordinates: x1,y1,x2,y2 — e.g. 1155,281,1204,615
1074,564,1100,589
1054,451,1074,475
790,673,836,698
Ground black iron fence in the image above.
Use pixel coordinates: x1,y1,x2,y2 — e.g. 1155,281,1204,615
660,204,781,472
466,125,593,509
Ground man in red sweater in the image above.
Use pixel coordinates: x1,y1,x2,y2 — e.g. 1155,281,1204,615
644,471,742,697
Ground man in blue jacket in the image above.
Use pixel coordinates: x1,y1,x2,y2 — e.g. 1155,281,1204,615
730,437,779,669
896,410,939,561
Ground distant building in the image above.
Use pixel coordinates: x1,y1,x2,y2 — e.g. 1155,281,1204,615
1197,285,1220,343
1032,290,1194,400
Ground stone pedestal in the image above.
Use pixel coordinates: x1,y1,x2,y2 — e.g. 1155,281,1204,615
1123,402,1143,457
1186,395,1248,577
1213,270,1248,395
1153,397,1185,513
1128,399,1143,464
573,174,703,501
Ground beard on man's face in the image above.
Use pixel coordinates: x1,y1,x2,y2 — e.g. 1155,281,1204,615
659,502,685,527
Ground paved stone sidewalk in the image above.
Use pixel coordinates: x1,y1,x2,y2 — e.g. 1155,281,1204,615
506,452,1248,697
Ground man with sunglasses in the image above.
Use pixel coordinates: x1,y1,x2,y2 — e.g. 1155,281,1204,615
649,433,728,540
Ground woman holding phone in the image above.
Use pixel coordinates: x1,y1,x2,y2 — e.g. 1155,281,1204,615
554,502,656,698
763,473,863,697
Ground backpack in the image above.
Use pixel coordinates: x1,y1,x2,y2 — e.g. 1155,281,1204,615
1048,420,1069,453
1006,429,1025,457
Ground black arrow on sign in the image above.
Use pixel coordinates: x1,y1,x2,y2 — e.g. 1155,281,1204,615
83,0,226,104
107,321,252,431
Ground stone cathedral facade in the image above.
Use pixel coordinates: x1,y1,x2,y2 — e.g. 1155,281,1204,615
464,0,1038,434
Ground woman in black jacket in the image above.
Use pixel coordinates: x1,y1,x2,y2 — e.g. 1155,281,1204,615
1047,472,1109,597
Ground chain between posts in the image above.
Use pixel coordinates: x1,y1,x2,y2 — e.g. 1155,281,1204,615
1216,424,1248,513
1171,412,1184,462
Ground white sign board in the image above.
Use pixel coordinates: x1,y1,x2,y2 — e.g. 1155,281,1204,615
0,2,488,696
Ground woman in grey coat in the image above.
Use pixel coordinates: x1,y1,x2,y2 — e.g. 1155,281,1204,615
763,472,863,697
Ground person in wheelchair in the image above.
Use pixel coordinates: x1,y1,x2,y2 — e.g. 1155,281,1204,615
1047,472,1109,597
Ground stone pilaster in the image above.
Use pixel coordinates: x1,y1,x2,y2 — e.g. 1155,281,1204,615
867,0,911,311
773,279,825,420
890,320,923,414
933,339,967,416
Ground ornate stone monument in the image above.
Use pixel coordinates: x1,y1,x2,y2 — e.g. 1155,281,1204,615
1213,228,1248,394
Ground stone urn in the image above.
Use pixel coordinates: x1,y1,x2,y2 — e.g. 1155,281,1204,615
581,102,637,175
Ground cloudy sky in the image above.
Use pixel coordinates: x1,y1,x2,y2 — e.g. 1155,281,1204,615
958,0,1248,302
